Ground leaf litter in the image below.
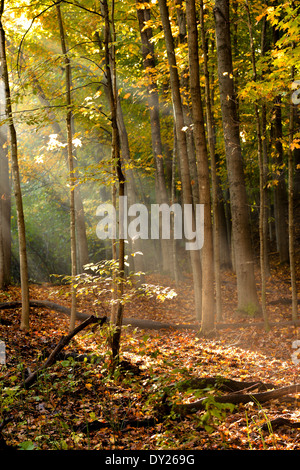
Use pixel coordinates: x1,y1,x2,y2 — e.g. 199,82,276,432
1,260,300,451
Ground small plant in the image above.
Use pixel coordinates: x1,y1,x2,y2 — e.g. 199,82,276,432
199,396,235,433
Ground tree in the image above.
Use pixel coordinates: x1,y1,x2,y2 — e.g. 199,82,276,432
245,0,269,329
56,3,77,331
158,0,203,322
214,0,260,315
102,0,126,364
0,82,10,288
0,0,29,330
136,0,173,275
186,0,215,333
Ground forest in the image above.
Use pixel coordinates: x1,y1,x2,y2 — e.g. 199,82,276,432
0,0,300,454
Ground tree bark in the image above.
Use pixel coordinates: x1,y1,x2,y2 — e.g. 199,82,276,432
272,96,289,264
0,1,29,330
56,3,77,331
214,0,260,315
136,0,173,275
245,0,269,330
0,120,11,288
158,0,203,321
175,0,199,207
186,0,215,333
102,0,126,364
288,67,298,322
199,0,222,321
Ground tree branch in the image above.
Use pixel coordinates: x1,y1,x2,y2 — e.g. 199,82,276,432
23,315,107,388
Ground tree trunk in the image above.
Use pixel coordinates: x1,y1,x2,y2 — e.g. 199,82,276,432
288,67,298,322
214,0,260,315
0,2,29,330
199,0,222,321
175,0,199,207
0,116,11,288
272,96,289,264
136,0,173,275
94,29,146,282
245,0,269,329
158,0,203,321
102,0,126,364
186,0,215,333
56,3,77,331
260,15,271,278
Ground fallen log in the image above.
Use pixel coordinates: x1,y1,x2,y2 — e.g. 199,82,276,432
169,376,275,393
172,384,300,416
261,417,300,431
0,299,195,330
1,299,300,331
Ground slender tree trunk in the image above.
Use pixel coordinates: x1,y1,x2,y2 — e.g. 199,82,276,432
209,54,232,270
115,96,145,282
186,0,215,333
136,0,173,275
56,4,77,331
94,29,145,282
272,96,289,264
214,0,260,315
0,116,10,288
199,0,222,321
103,0,125,364
245,1,269,329
158,0,203,321
288,67,298,322
0,2,29,329
175,0,199,207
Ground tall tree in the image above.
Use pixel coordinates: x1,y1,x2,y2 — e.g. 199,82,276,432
186,0,215,333
0,119,11,288
0,0,30,330
289,69,298,322
245,0,269,329
199,0,222,320
272,95,289,264
102,0,126,364
56,3,77,331
136,0,173,275
214,0,260,315
158,0,203,322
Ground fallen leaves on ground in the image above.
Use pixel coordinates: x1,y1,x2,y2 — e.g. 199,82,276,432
1,257,300,450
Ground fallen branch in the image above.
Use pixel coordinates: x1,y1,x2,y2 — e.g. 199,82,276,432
172,384,300,416
261,417,300,431
23,315,107,388
0,299,300,331
170,376,275,393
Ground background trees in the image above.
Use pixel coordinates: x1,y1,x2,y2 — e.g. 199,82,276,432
0,0,299,335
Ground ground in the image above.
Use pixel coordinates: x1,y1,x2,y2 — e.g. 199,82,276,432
1,254,300,451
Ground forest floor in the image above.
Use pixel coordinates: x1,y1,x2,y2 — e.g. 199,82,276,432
1,253,300,451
